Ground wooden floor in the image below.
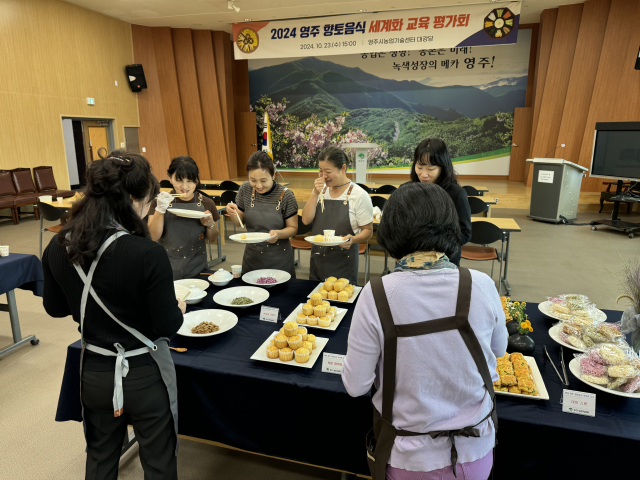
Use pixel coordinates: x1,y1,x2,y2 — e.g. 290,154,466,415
228,175,613,212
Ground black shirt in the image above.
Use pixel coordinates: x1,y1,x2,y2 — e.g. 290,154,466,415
444,184,472,266
42,231,183,370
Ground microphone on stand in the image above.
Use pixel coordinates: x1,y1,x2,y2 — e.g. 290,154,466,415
544,144,566,158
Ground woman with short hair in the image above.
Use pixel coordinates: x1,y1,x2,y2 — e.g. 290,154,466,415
43,150,184,480
342,182,507,480
410,138,472,266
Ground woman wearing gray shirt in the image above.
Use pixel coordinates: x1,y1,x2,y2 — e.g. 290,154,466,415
342,183,507,480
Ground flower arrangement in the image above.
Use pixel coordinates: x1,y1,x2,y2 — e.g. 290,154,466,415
501,297,532,334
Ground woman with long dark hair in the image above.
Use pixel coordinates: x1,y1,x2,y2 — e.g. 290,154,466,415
410,138,471,266
148,156,219,279
301,146,373,285
42,150,184,480
225,151,299,276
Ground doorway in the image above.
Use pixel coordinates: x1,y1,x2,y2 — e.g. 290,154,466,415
61,118,113,189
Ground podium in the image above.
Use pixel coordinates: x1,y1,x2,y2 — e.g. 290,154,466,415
342,142,379,184
526,158,588,223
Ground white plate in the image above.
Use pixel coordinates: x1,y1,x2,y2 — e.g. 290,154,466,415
569,358,640,398
213,286,269,308
282,303,349,331
304,235,348,246
548,324,587,352
242,269,291,288
230,232,275,244
177,309,238,337
538,301,607,323
167,208,209,219
174,279,209,291
250,331,329,368
307,283,363,304
494,355,550,400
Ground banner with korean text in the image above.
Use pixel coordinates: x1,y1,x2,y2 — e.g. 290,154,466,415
233,2,520,60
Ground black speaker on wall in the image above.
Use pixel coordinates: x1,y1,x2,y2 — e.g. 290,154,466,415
635,46,640,70
125,64,147,92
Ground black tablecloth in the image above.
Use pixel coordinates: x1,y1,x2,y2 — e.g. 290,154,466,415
0,253,44,297
55,281,640,478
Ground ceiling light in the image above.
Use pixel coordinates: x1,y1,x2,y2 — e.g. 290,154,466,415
244,18,251,21
228,1,240,12
359,9,366,12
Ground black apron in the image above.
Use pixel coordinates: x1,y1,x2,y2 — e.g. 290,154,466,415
365,268,496,479
158,192,207,280
242,187,296,277
309,184,359,285
75,231,179,455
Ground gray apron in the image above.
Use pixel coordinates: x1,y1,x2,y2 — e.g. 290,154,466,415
75,231,179,455
242,187,296,277
158,192,207,280
309,184,359,285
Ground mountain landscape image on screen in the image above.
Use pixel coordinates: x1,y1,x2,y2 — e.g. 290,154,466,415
249,56,528,171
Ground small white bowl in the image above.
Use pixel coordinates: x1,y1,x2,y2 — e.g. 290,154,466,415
184,287,206,305
174,279,209,291
213,286,269,308
208,268,233,287
242,269,291,288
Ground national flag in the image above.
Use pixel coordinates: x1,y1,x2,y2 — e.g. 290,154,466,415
262,112,273,159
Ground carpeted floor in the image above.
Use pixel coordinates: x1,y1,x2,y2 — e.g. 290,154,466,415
1,207,638,479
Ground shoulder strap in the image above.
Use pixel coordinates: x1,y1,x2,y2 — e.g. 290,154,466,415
370,277,397,423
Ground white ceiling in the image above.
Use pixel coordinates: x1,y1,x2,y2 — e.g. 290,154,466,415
63,0,588,33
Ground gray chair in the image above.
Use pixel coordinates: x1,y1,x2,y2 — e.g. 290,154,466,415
219,181,240,191
468,196,489,215
374,185,397,194
462,185,481,197
37,201,64,258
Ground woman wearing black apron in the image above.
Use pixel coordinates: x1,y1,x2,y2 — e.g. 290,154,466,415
148,156,219,279
225,152,298,277
410,138,471,267
301,146,373,285
341,183,507,480
42,151,185,480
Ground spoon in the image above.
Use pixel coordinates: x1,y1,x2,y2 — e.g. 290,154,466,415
169,347,187,353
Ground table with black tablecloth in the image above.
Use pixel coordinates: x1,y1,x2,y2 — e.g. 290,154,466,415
0,253,42,357
55,280,640,479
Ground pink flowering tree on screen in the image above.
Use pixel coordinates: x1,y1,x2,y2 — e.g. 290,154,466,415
254,95,386,169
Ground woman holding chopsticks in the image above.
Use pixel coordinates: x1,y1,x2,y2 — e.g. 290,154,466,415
148,156,219,279
301,146,373,285
225,151,298,277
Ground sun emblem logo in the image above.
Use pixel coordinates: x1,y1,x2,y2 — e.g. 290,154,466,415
484,8,515,39
237,28,259,53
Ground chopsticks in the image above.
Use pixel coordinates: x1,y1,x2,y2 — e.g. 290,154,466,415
319,183,326,212
560,347,569,385
544,345,569,385
236,211,245,229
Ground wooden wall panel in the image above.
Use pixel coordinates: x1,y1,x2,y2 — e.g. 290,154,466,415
530,4,583,161
233,59,251,113
0,0,139,190
172,29,211,178
151,27,188,159
508,108,533,182
192,30,229,179
223,37,238,179
556,0,611,170
578,0,640,191
132,25,171,179
521,24,539,108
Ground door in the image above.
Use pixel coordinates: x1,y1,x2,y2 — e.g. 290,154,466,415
88,127,109,160
235,112,258,175
508,107,533,182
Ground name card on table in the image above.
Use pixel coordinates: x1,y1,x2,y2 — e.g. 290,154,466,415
322,353,345,374
562,389,596,417
260,306,279,323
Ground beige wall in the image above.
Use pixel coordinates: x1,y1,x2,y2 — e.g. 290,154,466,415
0,0,139,190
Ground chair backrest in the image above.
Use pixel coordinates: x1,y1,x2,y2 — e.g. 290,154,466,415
220,190,237,206
375,185,397,194
356,183,372,193
469,221,505,245
297,214,313,236
462,185,481,196
33,166,58,192
37,201,64,222
219,181,240,191
468,196,489,215
200,183,220,189
370,195,387,211
10,168,37,195
0,170,17,197
160,180,172,188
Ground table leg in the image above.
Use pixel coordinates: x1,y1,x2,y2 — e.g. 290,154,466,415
0,290,38,357
500,232,512,295
207,218,226,268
